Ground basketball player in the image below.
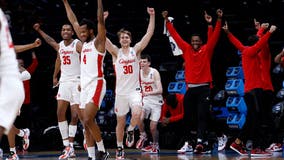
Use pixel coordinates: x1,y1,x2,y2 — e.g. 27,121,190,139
105,7,155,159
33,22,81,159
62,0,109,159
136,54,163,154
6,52,40,160
162,9,223,154
0,7,36,160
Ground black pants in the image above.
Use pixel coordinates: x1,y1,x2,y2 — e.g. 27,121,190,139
183,85,211,143
239,88,268,149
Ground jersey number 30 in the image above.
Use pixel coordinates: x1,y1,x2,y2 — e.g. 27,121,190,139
123,65,133,74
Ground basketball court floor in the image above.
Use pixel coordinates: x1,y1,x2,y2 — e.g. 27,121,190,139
2,149,283,160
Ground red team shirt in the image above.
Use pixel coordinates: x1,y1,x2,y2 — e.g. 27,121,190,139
165,19,222,84
160,93,184,123
256,28,274,91
226,31,272,92
23,58,38,104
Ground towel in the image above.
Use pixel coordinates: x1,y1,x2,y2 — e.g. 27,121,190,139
163,17,183,56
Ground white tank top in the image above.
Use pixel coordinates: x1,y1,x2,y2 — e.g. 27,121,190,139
114,47,140,95
140,67,163,100
0,9,19,77
58,39,80,82
81,38,105,88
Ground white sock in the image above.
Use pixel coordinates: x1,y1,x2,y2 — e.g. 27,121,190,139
68,125,77,138
87,146,96,158
96,140,105,152
10,147,16,153
117,142,123,148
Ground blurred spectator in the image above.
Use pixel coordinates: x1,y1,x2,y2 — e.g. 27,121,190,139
159,93,184,149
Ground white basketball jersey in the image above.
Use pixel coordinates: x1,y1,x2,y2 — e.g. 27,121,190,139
81,38,105,88
114,47,140,95
58,39,80,82
0,9,19,77
140,67,163,101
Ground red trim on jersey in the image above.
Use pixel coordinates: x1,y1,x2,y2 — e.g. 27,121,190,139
97,54,104,77
92,79,103,107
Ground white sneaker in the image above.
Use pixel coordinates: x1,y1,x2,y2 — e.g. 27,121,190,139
22,128,30,150
218,134,228,151
0,148,3,158
266,143,282,152
177,142,193,154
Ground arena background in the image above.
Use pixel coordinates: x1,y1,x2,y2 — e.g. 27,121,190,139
1,0,284,151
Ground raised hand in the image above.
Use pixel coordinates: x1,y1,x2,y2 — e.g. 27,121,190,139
147,7,155,16
103,11,109,21
222,21,229,33
33,23,41,31
254,18,260,30
261,23,269,30
34,38,42,47
216,9,223,18
162,11,168,19
269,25,277,33
204,11,212,23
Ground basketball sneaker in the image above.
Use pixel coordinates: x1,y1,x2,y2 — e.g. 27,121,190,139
194,143,211,154
177,142,193,154
96,150,109,160
58,146,72,159
230,141,248,156
266,143,282,152
151,144,160,154
142,142,153,152
136,134,147,149
68,147,76,158
22,128,30,150
116,147,125,159
5,151,19,160
217,134,228,151
251,148,272,157
0,148,3,158
125,130,134,147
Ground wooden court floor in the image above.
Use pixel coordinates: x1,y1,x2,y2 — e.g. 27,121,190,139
3,149,284,160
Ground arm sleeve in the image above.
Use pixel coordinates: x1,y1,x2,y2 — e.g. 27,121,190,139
207,25,213,38
256,28,265,37
160,103,168,121
26,58,38,74
206,19,222,57
227,32,246,51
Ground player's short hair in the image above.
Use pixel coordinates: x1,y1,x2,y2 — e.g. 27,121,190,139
117,28,132,41
79,18,96,31
140,54,151,62
166,94,178,109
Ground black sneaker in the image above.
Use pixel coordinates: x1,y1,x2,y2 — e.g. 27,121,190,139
6,151,19,160
116,147,125,159
96,151,110,160
125,130,134,147
194,143,211,154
